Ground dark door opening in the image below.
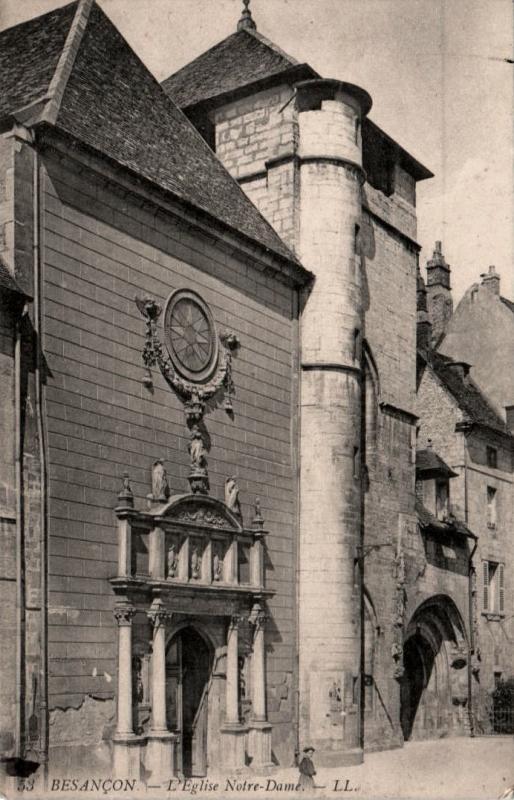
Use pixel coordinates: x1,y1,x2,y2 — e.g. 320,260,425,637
166,627,212,776
400,634,434,740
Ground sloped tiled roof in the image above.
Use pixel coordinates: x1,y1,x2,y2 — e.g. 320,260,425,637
0,1,77,121
0,1,305,272
427,351,509,435
0,257,29,296
416,498,476,539
500,296,514,314
416,449,457,478
161,28,317,110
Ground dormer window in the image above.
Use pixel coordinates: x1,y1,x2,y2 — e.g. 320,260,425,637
416,447,457,519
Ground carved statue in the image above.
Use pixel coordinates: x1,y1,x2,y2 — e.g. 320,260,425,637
152,458,170,502
167,543,178,578
329,681,342,712
213,552,223,581
191,546,201,578
225,476,242,518
189,426,207,471
395,550,406,585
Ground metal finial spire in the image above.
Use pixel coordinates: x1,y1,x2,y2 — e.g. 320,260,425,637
237,0,256,31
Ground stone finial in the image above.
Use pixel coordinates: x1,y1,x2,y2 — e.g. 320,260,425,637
116,471,134,512
237,0,257,31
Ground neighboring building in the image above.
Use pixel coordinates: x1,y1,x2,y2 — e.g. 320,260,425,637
438,265,514,423
5,0,506,788
416,269,514,735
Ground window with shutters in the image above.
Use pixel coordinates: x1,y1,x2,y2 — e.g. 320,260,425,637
482,560,505,616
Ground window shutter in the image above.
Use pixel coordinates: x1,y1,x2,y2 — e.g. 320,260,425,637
499,563,505,614
483,561,489,611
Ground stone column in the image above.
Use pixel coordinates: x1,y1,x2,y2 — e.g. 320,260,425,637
220,614,247,771
112,603,141,778
251,608,267,721
226,614,241,724
114,603,136,735
146,598,178,780
148,598,169,731
248,606,273,771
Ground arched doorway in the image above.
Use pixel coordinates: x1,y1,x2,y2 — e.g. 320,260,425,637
166,626,213,776
400,596,469,741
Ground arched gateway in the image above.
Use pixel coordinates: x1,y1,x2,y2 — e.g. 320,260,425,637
400,596,470,741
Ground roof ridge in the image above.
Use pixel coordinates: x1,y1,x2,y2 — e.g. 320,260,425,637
41,0,94,126
430,350,508,431
244,27,300,66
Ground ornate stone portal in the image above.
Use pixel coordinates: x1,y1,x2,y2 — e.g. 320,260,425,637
110,291,271,779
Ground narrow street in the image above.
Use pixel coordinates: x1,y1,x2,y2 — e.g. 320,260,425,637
266,737,514,800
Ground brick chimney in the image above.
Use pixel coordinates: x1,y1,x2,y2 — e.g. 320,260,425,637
480,265,500,296
426,240,453,344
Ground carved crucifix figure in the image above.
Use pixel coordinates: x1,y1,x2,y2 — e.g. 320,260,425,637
225,475,242,518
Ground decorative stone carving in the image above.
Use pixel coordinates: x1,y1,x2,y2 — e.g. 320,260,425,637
225,476,242,519
175,506,228,528
167,543,178,578
249,604,267,630
147,598,170,629
252,497,264,530
135,293,239,424
114,604,136,627
329,680,343,713
188,425,209,495
151,458,170,502
229,613,246,630
191,545,201,579
391,642,404,679
213,550,223,582
392,546,406,680
116,472,134,511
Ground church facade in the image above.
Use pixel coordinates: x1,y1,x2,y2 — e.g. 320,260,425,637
0,0,510,786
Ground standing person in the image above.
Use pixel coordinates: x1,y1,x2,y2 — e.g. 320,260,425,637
298,746,316,791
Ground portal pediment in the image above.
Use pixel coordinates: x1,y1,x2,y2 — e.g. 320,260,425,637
148,494,243,533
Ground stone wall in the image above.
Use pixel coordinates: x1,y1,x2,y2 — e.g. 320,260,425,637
466,428,514,709
415,359,514,732
40,150,299,766
213,86,298,252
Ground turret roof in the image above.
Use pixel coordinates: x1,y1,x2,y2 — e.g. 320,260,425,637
161,27,318,111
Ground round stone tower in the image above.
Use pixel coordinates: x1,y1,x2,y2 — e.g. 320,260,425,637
296,78,372,765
